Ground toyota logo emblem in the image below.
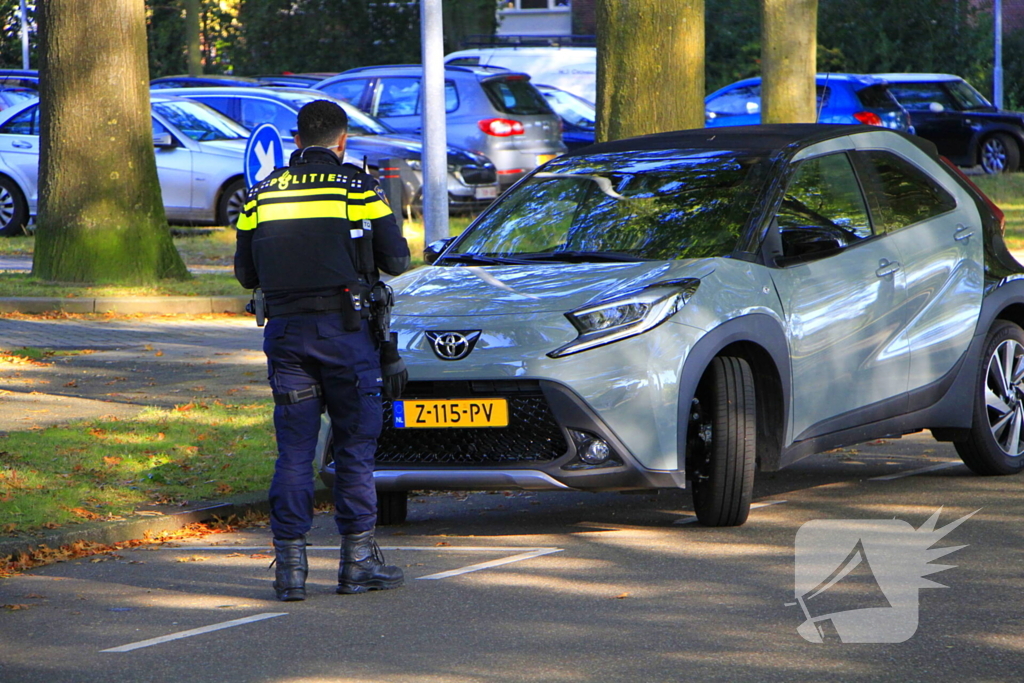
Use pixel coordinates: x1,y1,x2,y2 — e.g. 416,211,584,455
426,331,481,361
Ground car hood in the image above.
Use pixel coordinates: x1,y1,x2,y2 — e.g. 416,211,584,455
391,260,717,317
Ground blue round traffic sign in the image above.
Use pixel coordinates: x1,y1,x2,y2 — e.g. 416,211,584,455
244,124,285,188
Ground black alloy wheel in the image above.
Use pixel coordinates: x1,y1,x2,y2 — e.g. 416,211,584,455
979,133,1021,174
688,356,757,527
217,177,247,227
955,320,1024,475
0,175,28,237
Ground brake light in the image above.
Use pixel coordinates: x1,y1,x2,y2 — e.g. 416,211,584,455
478,118,525,136
853,111,883,126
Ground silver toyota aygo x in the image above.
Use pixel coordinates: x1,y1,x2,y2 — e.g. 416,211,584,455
318,124,1024,527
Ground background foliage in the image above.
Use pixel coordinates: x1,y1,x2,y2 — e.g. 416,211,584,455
0,0,1022,108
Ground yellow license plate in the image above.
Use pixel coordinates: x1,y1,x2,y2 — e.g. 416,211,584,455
537,153,557,164
394,399,508,428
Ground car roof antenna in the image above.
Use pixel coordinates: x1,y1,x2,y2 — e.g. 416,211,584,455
817,73,829,123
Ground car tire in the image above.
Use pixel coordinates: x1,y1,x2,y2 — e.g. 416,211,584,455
689,356,756,527
0,175,29,237
217,177,247,228
954,320,1024,475
979,133,1021,175
377,490,408,526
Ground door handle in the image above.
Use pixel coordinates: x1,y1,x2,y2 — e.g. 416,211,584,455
954,224,975,242
11,140,32,149
876,259,901,278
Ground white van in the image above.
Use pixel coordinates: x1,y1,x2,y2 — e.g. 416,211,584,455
445,46,596,103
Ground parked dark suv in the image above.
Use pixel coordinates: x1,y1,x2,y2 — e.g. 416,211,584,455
878,73,1024,174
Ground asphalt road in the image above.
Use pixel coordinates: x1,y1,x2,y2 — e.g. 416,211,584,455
1,433,1022,683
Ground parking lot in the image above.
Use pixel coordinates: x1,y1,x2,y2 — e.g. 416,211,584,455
2,432,1022,683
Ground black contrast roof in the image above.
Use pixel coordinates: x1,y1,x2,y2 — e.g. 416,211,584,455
569,124,913,157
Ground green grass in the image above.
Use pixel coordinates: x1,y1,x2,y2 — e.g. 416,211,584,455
971,175,1024,251
0,272,248,298
0,400,277,534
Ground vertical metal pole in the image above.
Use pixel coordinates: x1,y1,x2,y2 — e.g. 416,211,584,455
420,0,450,249
994,0,1003,109
19,0,30,70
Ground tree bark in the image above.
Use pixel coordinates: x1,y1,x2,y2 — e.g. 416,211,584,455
34,0,188,284
596,0,704,143
185,0,203,76
761,0,818,124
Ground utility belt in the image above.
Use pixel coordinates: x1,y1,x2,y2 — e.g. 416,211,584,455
249,285,369,331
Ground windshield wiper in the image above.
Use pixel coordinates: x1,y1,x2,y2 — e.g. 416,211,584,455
436,253,533,266
515,251,651,263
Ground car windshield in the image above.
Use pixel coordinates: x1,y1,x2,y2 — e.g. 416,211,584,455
276,92,393,136
152,99,248,141
542,88,595,129
946,79,991,110
447,150,766,262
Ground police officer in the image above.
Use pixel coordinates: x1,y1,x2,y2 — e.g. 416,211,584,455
235,100,411,601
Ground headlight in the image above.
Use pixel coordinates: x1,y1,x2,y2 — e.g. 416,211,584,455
548,279,700,358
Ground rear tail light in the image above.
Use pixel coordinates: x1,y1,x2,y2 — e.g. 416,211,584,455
853,111,883,126
478,118,525,137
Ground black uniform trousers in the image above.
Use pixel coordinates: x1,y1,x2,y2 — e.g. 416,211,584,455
263,312,383,540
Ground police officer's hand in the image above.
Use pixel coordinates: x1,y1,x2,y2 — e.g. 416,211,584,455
380,333,408,400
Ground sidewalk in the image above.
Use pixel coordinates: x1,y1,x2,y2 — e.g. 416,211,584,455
0,314,283,562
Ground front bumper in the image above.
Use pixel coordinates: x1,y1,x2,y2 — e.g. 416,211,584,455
319,378,687,492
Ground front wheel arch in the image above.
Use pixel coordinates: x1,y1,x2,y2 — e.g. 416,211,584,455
216,176,247,227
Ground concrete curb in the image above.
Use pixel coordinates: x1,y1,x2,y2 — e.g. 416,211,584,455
0,295,250,315
0,486,333,562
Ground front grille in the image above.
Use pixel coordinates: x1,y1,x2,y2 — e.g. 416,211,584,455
376,380,568,465
459,165,498,186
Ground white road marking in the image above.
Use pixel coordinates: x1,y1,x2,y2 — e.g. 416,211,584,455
869,461,965,481
672,499,788,525
101,613,286,653
148,545,564,580
416,548,563,580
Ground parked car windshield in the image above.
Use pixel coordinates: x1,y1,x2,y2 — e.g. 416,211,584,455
946,79,991,110
152,99,248,141
449,150,766,262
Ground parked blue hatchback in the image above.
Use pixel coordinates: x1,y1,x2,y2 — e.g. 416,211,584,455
705,74,910,131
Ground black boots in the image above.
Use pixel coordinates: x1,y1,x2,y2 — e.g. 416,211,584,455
272,537,308,602
337,529,404,594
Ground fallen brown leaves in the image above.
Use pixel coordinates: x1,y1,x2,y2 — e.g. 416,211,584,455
0,517,250,578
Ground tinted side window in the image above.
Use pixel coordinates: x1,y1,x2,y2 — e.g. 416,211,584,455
191,97,233,118
239,98,297,134
855,151,957,231
321,79,368,106
706,85,830,117
481,77,552,115
855,84,899,109
374,77,420,117
888,83,956,112
0,105,38,135
776,153,873,258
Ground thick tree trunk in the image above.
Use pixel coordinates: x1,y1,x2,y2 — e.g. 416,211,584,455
34,0,188,284
186,0,203,77
596,0,704,143
761,0,818,124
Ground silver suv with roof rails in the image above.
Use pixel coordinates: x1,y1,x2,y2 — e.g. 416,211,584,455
312,64,567,189
315,123,1024,528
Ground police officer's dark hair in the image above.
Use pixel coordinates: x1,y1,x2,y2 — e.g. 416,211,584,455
297,100,349,148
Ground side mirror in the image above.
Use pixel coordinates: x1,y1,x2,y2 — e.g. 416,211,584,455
424,238,455,265
153,133,174,148
929,102,945,113
778,227,846,263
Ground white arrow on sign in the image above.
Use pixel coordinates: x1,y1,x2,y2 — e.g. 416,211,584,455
254,141,277,182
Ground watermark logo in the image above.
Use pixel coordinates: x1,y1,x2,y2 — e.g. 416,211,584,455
788,508,977,643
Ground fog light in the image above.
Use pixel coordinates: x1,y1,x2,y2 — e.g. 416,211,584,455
580,438,611,465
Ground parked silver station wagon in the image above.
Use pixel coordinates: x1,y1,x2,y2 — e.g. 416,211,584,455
317,124,1024,527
